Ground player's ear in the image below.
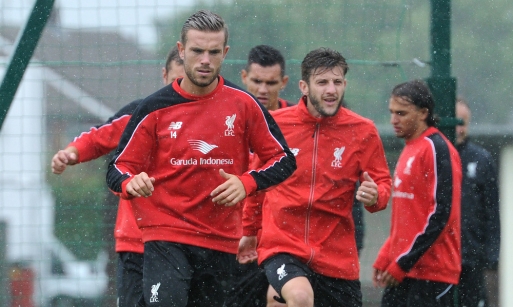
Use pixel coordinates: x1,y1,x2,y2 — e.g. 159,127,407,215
162,67,167,83
241,69,248,84
222,45,230,59
420,107,429,121
177,41,185,59
299,80,308,96
281,75,289,89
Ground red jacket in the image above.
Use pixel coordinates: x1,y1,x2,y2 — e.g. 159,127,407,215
278,98,294,109
244,97,391,280
106,77,296,254
68,100,143,253
373,127,462,284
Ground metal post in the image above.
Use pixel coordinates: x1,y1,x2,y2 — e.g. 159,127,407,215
0,0,55,130
0,222,8,307
426,0,459,143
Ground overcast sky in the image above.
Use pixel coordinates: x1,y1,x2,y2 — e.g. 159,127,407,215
0,0,194,48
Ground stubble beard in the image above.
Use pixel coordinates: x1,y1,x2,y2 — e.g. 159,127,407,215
309,93,344,117
184,64,221,88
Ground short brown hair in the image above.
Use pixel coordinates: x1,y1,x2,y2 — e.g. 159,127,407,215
301,48,348,83
180,10,228,46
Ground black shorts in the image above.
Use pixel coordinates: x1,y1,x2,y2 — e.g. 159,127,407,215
458,265,486,307
117,252,144,307
381,278,457,307
141,241,238,307
224,262,267,307
263,253,362,307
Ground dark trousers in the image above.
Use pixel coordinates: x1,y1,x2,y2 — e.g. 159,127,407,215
117,252,144,307
458,265,487,307
381,278,457,307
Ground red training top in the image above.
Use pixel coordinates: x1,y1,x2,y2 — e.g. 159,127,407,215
373,126,462,284
68,99,144,253
106,77,296,254
244,97,391,280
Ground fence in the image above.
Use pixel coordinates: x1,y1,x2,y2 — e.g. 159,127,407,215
1,0,511,306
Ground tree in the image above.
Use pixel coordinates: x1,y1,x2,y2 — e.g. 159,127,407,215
155,0,513,125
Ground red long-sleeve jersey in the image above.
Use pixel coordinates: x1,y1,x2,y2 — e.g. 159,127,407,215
277,98,294,109
244,97,391,280
106,77,296,254
68,99,143,253
373,127,462,284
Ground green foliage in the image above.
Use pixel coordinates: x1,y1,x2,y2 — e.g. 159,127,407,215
155,0,513,125
452,0,513,123
155,0,430,123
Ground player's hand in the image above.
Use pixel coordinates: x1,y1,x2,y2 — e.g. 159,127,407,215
236,236,258,264
380,270,400,287
372,268,384,288
356,172,378,206
126,172,155,197
51,148,78,174
211,169,246,206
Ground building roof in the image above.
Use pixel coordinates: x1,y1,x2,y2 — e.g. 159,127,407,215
1,23,164,119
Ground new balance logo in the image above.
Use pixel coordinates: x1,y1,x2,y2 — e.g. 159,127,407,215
168,122,183,130
149,282,161,303
168,122,182,138
188,140,218,154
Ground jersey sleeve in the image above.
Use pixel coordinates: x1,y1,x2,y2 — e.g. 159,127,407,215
358,124,392,213
373,237,392,271
106,101,155,199
240,101,296,195
391,134,459,281
242,153,265,236
68,100,140,162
